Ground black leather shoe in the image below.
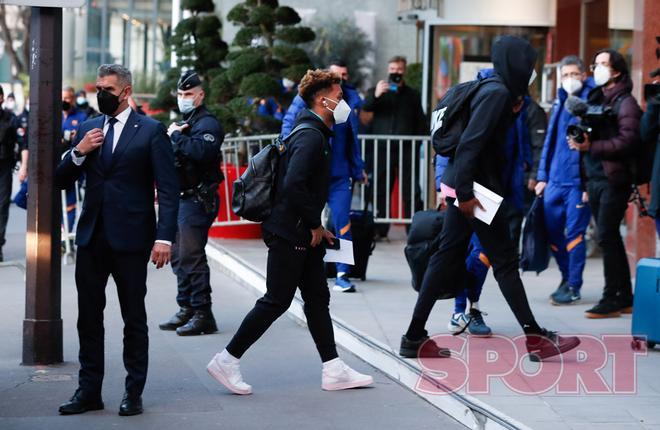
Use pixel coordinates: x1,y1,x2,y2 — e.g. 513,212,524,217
58,388,104,415
176,309,218,336
399,335,451,359
159,306,194,330
118,393,143,416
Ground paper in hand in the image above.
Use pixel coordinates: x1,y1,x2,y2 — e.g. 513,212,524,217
323,239,354,265
454,182,503,225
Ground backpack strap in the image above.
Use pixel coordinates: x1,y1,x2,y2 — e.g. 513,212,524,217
284,123,324,142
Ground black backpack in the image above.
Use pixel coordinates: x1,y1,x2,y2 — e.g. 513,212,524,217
232,124,319,222
430,77,496,157
404,210,445,292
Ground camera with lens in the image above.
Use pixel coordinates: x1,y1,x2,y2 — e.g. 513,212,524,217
566,124,593,144
565,96,619,142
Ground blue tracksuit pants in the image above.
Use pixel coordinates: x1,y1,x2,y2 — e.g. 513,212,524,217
454,235,490,314
543,182,591,290
328,176,353,274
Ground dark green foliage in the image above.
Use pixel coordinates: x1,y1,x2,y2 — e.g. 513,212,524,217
197,15,223,36
151,0,227,120
182,0,215,13
275,26,315,44
233,26,261,47
304,15,373,90
238,73,281,98
226,51,265,82
404,63,423,93
273,45,309,66
214,1,316,135
281,64,311,82
249,5,276,30
274,6,300,25
227,4,249,24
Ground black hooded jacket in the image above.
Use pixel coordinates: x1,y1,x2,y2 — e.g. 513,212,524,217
442,35,538,202
262,109,334,245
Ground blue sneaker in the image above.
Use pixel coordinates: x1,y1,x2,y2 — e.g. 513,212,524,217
466,308,492,337
448,312,468,333
333,276,356,293
549,280,569,301
551,285,581,305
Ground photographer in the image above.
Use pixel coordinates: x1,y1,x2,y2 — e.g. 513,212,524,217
644,68,660,236
568,49,642,319
159,71,224,336
535,55,594,306
362,55,427,239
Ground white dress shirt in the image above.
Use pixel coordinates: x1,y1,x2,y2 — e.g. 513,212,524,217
70,106,171,247
71,105,132,165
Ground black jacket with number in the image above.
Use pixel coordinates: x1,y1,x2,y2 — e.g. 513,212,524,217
262,109,333,245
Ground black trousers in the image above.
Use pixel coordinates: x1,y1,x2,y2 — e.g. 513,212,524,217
75,217,151,397
587,180,633,303
0,158,12,250
171,199,216,310
412,200,539,333
226,232,338,362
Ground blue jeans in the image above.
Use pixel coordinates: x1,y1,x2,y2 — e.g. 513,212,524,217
171,197,218,310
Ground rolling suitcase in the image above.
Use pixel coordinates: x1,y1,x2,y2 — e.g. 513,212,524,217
631,258,660,349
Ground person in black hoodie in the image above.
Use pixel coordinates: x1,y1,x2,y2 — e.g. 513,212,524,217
206,69,373,395
400,36,581,362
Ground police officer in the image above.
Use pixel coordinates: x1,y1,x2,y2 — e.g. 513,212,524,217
0,86,17,262
159,70,224,336
12,99,29,210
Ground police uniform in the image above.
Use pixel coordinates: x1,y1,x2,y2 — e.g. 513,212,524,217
62,107,88,231
12,109,29,210
0,105,17,261
160,71,224,336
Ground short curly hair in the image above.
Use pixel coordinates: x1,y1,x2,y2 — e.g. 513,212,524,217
298,69,341,107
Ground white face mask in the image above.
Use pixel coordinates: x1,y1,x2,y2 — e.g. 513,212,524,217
177,96,196,114
561,77,583,95
4,100,16,111
593,65,611,86
325,97,351,124
528,69,537,86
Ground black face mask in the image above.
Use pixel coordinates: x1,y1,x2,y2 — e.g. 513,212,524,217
62,101,71,111
97,89,123,116
388,73,403,84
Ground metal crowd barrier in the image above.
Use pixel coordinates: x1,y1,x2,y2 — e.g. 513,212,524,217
214,134,432,227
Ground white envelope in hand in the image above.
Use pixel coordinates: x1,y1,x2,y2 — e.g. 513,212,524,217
454,182,503,225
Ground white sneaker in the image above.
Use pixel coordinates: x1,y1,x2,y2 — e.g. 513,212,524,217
206,353,252,395
321,358,374,391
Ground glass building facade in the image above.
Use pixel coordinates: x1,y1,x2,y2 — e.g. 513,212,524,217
63,0,172,91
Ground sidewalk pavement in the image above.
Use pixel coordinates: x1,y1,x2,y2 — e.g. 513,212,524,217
0,207,462,430
211,225,660,430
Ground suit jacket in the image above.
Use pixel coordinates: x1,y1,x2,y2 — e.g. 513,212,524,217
55,109,179,252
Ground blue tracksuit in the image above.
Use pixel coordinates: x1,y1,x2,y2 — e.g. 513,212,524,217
536,78,595,290
281,84,365,274
62,108,88,231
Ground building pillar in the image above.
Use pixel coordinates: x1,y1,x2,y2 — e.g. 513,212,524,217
626,0,660,268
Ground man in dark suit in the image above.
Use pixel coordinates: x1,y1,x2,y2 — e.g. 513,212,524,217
56,64,179,416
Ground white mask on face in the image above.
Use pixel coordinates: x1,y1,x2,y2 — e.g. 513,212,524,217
593,65,611,86
325,97,351,124
528,69,538,86
561,77,583,95
177,96,196,114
